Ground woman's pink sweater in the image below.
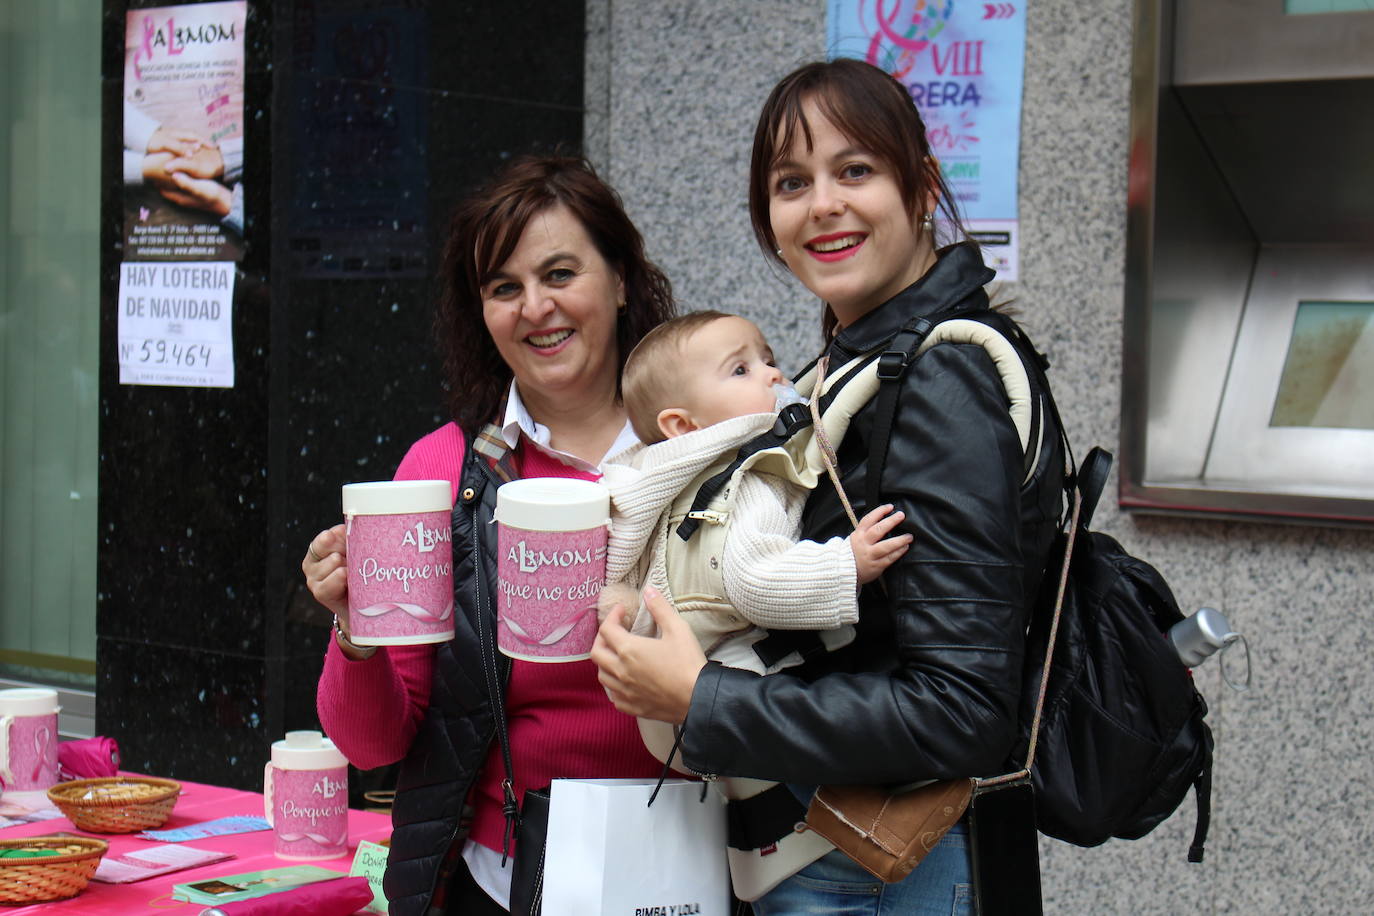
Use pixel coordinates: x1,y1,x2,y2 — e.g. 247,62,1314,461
316,423,664,854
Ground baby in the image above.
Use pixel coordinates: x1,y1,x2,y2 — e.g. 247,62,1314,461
599,310,912,674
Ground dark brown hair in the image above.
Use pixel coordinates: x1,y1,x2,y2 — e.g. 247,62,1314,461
622,310,733,444
435,156,675,436
747,59,967,337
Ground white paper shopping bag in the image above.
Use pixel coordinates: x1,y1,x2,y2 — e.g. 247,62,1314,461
543,778,731,915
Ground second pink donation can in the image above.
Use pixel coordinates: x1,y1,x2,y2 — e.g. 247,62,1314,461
263,730,348,860
343,480,454,646
494,478,608,661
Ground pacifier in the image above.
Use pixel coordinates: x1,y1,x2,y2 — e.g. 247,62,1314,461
773,382,805,411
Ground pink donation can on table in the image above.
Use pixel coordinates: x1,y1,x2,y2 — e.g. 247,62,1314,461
495,478,609,662
343,480,454,646
263,730,349,860
0,687,59,792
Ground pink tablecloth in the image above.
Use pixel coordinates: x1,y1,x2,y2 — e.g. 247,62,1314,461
0,777,390,913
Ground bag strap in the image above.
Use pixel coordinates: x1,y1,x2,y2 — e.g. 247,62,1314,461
974,478,1084,794
467,427,523,864
974,446,1112,796
809,355,860,528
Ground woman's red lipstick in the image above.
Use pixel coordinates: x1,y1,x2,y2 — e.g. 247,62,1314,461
804,231,866,262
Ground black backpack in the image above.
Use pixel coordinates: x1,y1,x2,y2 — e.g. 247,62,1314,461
866,305,1216,863
1018,446,1214,862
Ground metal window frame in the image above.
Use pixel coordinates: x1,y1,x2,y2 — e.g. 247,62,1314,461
1120,0,1374,527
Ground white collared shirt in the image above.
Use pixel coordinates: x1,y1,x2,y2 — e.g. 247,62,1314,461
498,381,639,472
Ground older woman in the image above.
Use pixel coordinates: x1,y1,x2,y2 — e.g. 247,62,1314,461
302,156,675,916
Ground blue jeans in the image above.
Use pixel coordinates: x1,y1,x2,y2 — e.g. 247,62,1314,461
750,821,972,916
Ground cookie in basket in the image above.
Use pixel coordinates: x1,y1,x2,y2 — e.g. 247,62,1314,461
47,777,181,834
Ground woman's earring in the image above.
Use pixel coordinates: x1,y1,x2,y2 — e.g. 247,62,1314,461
921,213,934,234
775,247,783,257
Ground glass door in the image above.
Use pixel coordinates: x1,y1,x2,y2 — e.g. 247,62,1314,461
0,1,101,735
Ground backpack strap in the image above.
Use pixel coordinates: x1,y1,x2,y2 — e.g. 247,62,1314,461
942,310,1051,485
1189,757,1212,863
1077,447,1112,529
726,782,808,851
962,309,1077,520
750,629,829,668
865,315,938,516
864,302,1049,512
672,403,813,542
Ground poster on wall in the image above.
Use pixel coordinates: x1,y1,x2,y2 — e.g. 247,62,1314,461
118,262,236,388
828,0,1027,280
122,1,247,263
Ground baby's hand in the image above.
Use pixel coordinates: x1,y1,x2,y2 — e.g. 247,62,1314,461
596,581,640,627
849,504,913,585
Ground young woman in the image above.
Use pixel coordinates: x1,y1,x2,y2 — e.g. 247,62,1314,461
593,59,1066,914
302,156,676,915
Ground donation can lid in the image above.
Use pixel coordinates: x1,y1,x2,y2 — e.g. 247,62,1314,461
270,730,347,769
0,687,59,716
342,480,451,516
494,478,609,532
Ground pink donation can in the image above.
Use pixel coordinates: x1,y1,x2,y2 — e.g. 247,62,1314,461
0,688,59,792
263,730,349,860
343,480,455,646
495,478,609,662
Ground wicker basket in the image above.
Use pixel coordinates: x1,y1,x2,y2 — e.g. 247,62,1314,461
0,836,108,904
47,777,182,834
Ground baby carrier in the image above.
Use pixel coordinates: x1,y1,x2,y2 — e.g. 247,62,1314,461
625,313,1045,901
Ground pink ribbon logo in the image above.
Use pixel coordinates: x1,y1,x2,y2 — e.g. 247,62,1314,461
279,830,345,847
31,727,52,784
355,601,453,622
500,604,596,647
132,15,158,81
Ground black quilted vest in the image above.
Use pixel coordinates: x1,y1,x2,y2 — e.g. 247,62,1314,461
384,450,508,916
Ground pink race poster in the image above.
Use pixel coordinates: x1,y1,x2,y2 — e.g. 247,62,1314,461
123,2,247,261
827,0,1027,280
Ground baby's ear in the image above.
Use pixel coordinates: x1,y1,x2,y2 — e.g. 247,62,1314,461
597,581,640,625
656,408,699,439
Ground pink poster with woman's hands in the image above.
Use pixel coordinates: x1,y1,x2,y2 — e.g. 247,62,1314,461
122,1,246,262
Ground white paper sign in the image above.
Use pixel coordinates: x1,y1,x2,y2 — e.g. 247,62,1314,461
118,261,235,387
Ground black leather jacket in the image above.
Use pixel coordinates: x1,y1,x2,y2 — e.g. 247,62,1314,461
385,453,505,916
681,242,1065,786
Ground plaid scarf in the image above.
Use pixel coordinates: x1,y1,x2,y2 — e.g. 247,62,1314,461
472,422,521,483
